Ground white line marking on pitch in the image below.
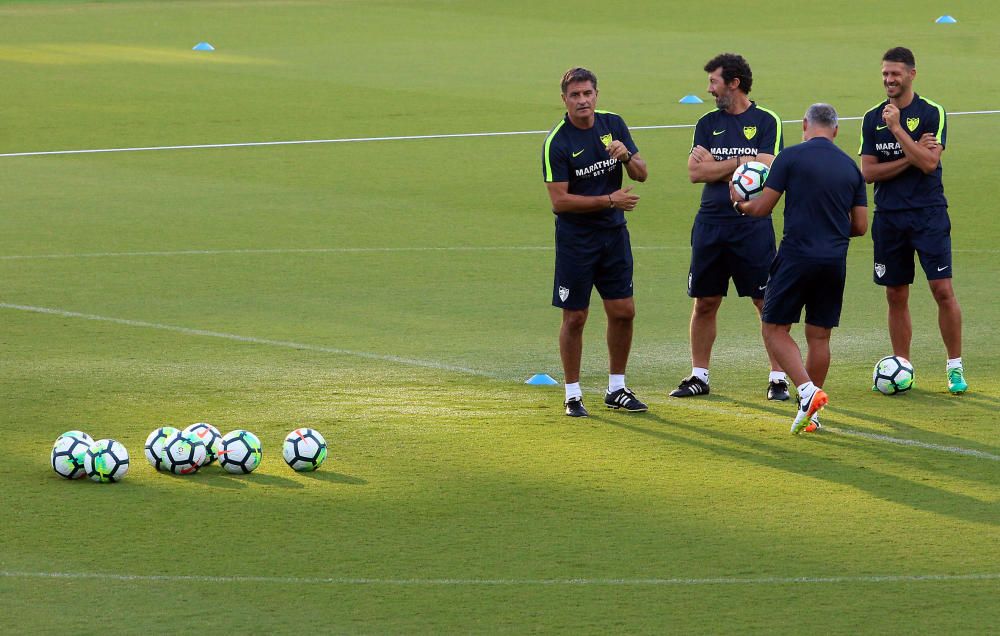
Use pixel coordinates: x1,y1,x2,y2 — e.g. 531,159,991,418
0,245,687,261
665,400,999,461
2,570,997,586
1,110,996,158
0,302,496,379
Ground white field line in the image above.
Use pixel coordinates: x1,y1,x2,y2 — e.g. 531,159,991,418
0,245,688,261
1,110,997,159
665,400,1000,461
0,302,495,379
2,570,997,587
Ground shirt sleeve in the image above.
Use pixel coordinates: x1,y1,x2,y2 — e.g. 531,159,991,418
859,111,877,157
764,151,788,194
542,131,569,183
927,103,947,149
852,169,868,207
692,115,710,150
757,110,781,155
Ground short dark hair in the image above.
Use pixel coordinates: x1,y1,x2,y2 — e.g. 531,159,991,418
704,53,752,94
561,67,597,94
883,47,916,67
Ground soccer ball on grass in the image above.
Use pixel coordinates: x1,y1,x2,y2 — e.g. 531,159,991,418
873,355,914,395
51,431,94,479
144,426,179,471
282,428,327,472
182,422,222,465
218,430,263,474
161,430,206,474
84,439,130,483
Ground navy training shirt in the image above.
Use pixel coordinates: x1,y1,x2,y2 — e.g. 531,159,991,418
542,110,638,229
765,137,867,261
859,94,947,211
692,102,783,225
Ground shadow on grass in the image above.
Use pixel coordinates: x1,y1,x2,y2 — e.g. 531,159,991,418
306,470,368,485
602,410,998,527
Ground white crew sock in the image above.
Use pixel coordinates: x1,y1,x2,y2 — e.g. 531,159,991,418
796,381,817,405
692,367,709,384
769,371,787,383
608,374,626,393
947,357,963,370
565,382,582,402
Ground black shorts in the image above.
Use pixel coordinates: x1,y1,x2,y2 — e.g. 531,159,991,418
687,219,776,298
761,253,847,328
553,222,633,310
872,206,952,286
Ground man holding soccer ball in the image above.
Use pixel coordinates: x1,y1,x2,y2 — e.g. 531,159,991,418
859,47,968,394
672,53,789,401
732,104,868,433
542,67,649,417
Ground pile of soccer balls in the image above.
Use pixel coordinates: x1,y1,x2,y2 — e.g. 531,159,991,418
51,425,328,483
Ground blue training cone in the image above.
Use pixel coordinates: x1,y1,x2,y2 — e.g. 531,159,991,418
679,94,704,104
525,374,559,386
192,42,215,51
935,15,957,23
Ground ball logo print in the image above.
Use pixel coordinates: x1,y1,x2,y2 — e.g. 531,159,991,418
873,355,915,395
84,439,130,483
283,428,328,472
217,430,263,474
51,431,94,479
731,161,769,201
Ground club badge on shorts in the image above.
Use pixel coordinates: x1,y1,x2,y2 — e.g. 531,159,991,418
875,263,886,278
558,286,570,302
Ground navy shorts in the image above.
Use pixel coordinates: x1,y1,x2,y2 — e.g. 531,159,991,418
688,219,775,298
872,206,952,286
553,222,633,310
761,253,847,328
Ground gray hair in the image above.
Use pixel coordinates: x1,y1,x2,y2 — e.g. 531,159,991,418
805,103,838,129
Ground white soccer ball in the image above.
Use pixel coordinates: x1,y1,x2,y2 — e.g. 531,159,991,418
182,422,222,465
873,355,915,395
161,430,206,475
144,426,179,471
51,431,94,479
282,428,327,472
218,430,263,474
84,439,130,483
731,161,770,201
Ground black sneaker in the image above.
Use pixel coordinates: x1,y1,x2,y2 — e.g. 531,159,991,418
604,387,648,412
564,397,589,417
669,375,709,397
767,379,790,401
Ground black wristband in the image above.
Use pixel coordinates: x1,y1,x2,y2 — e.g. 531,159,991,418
733,200,745,215
622,153,632,164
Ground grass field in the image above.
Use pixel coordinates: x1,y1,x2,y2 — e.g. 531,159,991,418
1,1,998,633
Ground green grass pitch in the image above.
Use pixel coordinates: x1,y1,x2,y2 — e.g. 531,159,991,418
1,1,997,632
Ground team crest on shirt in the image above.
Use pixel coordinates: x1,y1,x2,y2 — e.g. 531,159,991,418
875,263,886,278
906,117,920,132
558,286,570,302
600,133,613,147
743,126,757,140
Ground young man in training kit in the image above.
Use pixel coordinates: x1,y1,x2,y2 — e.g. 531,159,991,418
542,67,649,417
859,46,968,394
671,53,789,401
733,104,868,433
